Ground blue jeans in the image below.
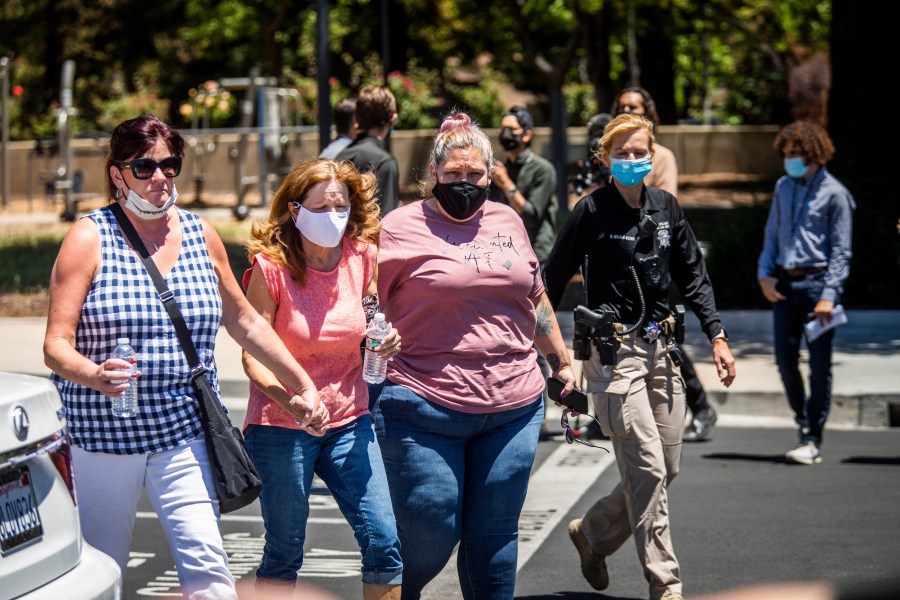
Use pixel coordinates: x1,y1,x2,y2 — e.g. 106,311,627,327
244,416,402,586
773,271,835,444
371,382,543,600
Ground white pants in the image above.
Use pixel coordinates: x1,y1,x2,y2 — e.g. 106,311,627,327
72,436,236,600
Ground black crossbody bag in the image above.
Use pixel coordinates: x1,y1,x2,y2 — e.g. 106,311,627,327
110,203,262,513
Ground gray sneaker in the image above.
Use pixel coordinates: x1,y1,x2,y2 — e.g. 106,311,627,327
785,441,822,465
567,518,609,590
683,407,718,442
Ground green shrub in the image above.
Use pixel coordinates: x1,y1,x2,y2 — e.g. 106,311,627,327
96,91,171,132
0,233,64,294
563,82,599,128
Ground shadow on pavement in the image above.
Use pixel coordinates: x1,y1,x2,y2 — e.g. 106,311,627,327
701,452,787,463
841,456,900,465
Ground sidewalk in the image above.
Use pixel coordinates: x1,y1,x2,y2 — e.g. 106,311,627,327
5,310,899,429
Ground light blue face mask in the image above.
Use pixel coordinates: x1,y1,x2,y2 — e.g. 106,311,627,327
611,157,653,187
784,156,809,178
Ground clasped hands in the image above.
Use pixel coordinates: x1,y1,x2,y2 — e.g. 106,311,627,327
289,325,403,436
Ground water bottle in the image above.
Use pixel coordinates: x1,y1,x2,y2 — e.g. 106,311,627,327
110,337,138,418
363,313,391,384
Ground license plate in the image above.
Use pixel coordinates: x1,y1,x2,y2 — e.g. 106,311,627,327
0,467,43,554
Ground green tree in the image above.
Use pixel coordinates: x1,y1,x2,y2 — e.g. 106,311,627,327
0,0,838,137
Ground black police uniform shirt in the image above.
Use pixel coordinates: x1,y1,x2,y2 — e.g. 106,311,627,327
544,184,725,342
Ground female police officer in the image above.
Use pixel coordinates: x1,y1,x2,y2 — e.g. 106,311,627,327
543,113,736,600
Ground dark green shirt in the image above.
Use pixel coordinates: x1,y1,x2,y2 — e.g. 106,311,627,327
490,148,557,262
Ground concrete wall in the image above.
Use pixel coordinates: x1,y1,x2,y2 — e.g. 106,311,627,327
1,125,784,207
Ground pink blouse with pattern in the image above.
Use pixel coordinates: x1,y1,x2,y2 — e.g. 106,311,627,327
243,238,376,430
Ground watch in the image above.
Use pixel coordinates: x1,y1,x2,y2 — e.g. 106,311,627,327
505,185,517,197
712,328,729,342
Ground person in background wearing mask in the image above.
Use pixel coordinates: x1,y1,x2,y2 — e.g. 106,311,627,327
757,120,855,465
371,110,577,599
544,113,736,600
490,105,558,264
612,86,719,442
241,158,403,599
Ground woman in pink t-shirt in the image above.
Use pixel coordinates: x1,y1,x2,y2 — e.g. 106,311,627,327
241,159,403,599
371,112,578,598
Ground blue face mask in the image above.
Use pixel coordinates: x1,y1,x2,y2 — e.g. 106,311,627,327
784,156,809,178
611,157,652,187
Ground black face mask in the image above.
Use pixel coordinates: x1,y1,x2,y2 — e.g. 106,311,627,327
432,181,490,220
499,129,522,151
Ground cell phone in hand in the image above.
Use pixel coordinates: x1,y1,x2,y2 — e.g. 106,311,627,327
546,377,590,414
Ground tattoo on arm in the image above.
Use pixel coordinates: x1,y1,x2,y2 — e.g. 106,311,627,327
362,293,380,325
535,298,554,337
547,353,561,371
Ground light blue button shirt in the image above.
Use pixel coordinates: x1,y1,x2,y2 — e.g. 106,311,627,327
757,166,855,303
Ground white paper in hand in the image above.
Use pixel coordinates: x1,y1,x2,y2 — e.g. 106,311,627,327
804,304,848,342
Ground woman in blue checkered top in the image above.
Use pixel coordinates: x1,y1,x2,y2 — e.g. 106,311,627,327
43,114,328,599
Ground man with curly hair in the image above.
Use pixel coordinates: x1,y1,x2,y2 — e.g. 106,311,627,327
757,120,856,465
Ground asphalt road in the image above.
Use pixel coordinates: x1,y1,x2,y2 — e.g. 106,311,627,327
121,407,900,600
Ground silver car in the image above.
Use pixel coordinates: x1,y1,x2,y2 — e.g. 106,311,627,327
0,372,121,599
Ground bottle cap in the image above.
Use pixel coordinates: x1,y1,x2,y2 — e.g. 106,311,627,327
374,313,385,321
117,337,130,344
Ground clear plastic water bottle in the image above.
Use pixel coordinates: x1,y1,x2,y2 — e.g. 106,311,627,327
363,313,391,384
110,337,138,418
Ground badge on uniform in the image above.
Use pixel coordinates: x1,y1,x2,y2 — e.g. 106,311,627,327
657,223,671,249
643,321,661,343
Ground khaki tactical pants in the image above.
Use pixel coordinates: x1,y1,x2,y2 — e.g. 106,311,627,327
581,335,686,600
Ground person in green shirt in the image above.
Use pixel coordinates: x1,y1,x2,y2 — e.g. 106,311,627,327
490,105,558,264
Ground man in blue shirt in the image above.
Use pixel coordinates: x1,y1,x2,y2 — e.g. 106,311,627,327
757,120,855,465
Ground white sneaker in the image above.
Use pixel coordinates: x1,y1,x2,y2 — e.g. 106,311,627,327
785,441,822,465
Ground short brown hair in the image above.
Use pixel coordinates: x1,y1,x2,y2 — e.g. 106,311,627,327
354,85,397,131
773,120,835,165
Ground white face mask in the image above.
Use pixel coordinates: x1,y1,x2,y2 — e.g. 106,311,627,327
293,203,349,248
123,185,178,221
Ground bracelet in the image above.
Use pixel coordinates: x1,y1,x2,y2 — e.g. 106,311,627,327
505,185,517,197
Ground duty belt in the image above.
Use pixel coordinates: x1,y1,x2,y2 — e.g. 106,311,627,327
613,315,677,344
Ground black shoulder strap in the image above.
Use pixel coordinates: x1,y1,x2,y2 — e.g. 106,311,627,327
108,203,203,373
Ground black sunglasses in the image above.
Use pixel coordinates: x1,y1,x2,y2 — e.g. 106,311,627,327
560,410,609,451
118,156,183,179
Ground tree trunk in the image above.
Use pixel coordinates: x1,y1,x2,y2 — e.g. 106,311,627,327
636,1,677,125
828,0,899,304
584,4,614,112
